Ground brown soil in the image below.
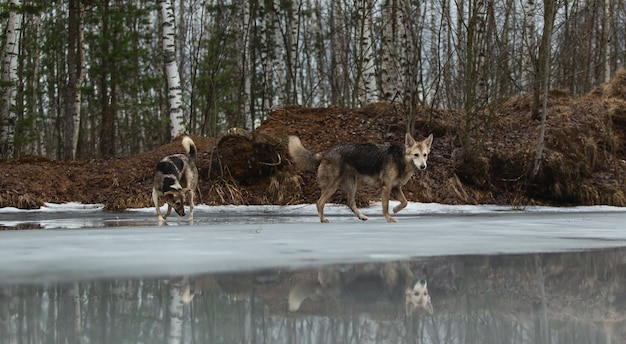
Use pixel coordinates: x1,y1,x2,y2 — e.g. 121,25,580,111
2,71,626,211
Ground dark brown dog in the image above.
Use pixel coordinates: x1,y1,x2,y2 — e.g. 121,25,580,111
288,133,433,222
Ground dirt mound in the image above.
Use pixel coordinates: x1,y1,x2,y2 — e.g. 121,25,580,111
2,72,626,211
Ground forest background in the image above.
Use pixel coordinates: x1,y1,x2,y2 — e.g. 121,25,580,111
1,0,626,210
0,0,621,160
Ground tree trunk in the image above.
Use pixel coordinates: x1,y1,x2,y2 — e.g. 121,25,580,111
64,0,84,160
533,0,556,176
0,0,23,158
603,0,611,82
380,0,396,100
522,0,539,118
240,0,253,129
74,4,86,158
358,0,376,105
160,0,185,139
99,0,116,158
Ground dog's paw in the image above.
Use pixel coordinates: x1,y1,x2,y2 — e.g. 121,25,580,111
321,218,330,223
358,215,368,221
386,217,398,223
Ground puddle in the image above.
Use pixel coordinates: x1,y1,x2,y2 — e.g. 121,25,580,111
1,249,623,343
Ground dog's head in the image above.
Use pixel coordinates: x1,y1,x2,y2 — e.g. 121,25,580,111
405,279,434,316
405,133,433,170
164,188,188,216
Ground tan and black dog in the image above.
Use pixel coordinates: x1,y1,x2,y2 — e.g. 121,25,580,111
288,133,433,222
152,136,198,223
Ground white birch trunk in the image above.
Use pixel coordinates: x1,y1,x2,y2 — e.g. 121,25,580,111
71,5,86,159
273,1,285,105
259,1,272,109
313,0,327,104
160,0,185,138
398,0,412,104
241,0,253,129
380,0,400,101
168,285,184,344
0,0,23,158
288,1,298,104
359,0,377,104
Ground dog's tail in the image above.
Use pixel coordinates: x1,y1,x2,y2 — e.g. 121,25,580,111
288,136,322,172
182,136,197,163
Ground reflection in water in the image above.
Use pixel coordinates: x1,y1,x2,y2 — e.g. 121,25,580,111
1,249,624,343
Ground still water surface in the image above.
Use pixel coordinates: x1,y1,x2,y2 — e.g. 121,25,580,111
1,249,622,344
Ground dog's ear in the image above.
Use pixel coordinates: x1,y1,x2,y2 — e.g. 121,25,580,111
425,134,433,149
405,132,416,146
164,191,176,200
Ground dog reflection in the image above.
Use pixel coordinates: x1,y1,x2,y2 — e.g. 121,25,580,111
288,281,322,312
405,279,433,316
288,263,433,316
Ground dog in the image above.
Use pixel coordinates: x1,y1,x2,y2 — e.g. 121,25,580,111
288,133,433,222
152,136,198,223
405,279,433,316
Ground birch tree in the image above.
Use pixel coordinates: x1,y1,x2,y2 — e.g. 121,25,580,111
357,0,377,104
160,0,185,138
64,0,85,160
240,0,254,129
0,0,23,158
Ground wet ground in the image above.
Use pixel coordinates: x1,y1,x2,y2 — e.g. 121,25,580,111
1,206,626,343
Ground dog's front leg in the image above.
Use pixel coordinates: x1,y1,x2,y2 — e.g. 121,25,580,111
153,188,166,223
164,204,172,219
381,185,397,222
392,187,408,214
188,190,195,223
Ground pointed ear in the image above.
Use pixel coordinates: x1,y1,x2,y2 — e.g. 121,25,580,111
405,132,416,146
425,134,433,149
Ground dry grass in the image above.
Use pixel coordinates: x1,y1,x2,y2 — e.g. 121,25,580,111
0,191,43,209
266,172,303,205
208,176,246,205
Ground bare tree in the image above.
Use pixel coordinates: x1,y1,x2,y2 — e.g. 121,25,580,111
240,0,253,129
533,0,557,176
603,0,611,82
0,0,23,158
64,0,85,160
